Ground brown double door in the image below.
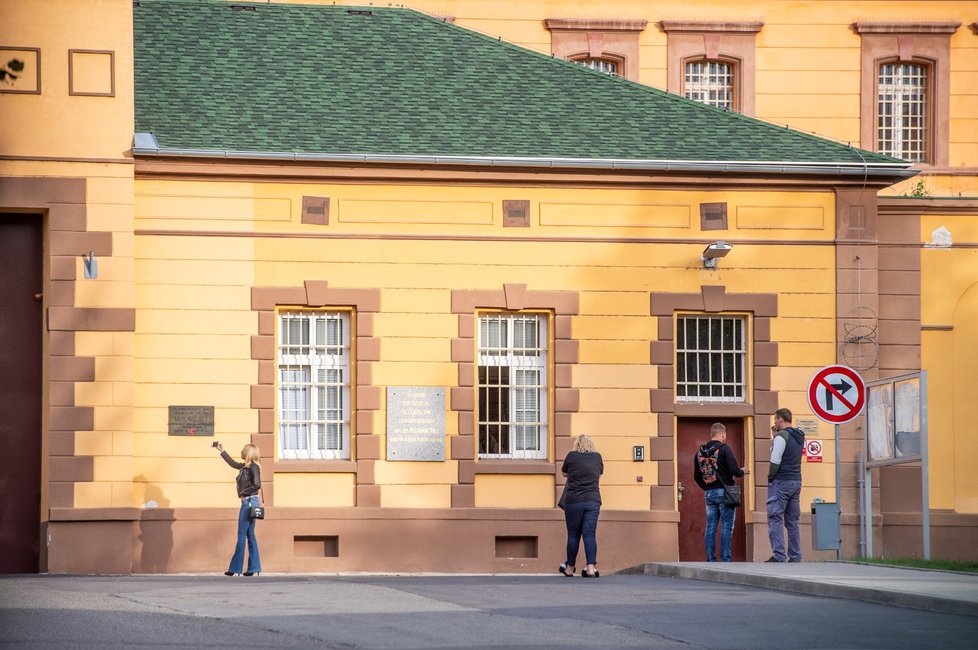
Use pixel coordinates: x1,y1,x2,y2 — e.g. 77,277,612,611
677,418,747,561
0,214,43,572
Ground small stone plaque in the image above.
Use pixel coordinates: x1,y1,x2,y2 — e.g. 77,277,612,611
168,405,215,436
386,387,445,461
796,417,820,437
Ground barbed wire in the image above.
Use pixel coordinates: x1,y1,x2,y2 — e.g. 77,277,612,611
840,306,879,370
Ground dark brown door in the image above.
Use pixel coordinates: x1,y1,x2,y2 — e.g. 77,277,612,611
677,418,746,561
0,214,43,572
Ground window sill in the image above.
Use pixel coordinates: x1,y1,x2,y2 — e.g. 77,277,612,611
272,460,357,473
473,460,556,475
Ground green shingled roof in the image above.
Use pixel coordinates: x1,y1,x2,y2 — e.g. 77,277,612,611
133,0,907,170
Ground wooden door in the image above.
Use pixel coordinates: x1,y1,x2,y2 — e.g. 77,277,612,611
0,214,43,572
677,418,746,561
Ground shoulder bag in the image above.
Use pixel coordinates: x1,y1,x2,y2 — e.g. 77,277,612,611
723,484,742,508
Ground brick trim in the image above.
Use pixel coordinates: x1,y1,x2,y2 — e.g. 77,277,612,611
0,176,126,510
250,281,382,505
649,285,779,506
856,25,956,166
450,285,580,490
546,18,647,82
661,21,762,116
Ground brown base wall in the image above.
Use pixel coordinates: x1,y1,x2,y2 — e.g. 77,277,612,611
878,512,978,561
47,507,680,574
44,508,978,573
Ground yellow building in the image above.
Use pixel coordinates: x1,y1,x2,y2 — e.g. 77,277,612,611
0,0,975,574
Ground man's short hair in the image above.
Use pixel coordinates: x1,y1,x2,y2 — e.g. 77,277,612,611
710,422,726,438
775,408,793,424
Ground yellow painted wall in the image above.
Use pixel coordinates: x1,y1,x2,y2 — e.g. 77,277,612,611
921,213,978,513
132,177,841,510
1,0,136,510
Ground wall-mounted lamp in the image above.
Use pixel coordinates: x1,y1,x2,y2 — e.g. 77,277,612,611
702,241,732,269
83,250,98,279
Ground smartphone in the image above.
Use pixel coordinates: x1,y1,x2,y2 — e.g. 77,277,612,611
211,441,220,448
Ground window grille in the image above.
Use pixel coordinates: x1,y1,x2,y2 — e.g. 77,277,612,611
877,62,928,162
676,316,746,402
684,60,734,110
278,311,351,459
477,313,548,459
575,57,618,76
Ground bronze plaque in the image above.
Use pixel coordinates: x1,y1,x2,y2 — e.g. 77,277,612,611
168,405,215,436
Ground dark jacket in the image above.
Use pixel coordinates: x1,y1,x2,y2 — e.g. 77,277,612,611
221,451,261,497
561,451,603,506
693,439,744,490
768,426,805,483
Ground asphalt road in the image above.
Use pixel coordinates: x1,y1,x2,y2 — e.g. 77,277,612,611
2,573,976,649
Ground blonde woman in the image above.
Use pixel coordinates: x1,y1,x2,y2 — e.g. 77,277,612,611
558,434,603,578
215,442,263,576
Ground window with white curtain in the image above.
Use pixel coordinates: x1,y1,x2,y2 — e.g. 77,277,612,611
676,315,746,402
574,57,619,76
684,60,735,110
877,62,928,162
477,313,548,459
277,311,351,459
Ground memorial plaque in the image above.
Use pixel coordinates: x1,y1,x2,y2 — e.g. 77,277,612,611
386,387,445,461
168,405,215,436
796,417,820,437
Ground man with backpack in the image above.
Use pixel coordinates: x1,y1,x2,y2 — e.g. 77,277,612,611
693,422,749,562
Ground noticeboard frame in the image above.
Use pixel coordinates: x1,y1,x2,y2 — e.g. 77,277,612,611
865,371,926,469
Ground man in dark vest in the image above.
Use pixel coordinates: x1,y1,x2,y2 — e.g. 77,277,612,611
766,408,806,562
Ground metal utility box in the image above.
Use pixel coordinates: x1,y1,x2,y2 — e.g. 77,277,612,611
811,501,841,550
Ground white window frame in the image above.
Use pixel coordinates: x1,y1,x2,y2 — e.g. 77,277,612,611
676,315,747,403
684,59,735,110
877,61,928,163
477,312,549,460
277,310,351,460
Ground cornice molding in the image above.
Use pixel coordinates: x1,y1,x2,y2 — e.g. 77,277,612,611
544,18,648,32
659,20,763,34
853,22,961,35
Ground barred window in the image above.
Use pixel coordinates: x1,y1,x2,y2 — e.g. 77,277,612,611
477,313,548,459
574,57,619,76
685,60,734,110
278,311,351,459
676,316,746,402
878,62,928,162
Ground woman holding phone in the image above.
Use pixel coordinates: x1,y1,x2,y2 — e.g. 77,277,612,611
214,441,263,576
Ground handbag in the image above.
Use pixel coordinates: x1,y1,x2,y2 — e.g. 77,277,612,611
248,488,265,519
723,484,742,508
557,487,567,510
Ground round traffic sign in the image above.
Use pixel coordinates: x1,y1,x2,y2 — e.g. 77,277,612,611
807,365,865,424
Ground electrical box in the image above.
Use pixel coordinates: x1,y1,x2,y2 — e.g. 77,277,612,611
811,501,841,550
632,445,644,462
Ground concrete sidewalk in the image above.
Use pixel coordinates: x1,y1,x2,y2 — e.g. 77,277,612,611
621,561,978,617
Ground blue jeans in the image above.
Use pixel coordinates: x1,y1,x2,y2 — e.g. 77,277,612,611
564,501,600,566
704,488,735,562
767,479,802,562
228,495,262,574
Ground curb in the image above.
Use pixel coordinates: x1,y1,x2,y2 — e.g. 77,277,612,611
621,563,978,618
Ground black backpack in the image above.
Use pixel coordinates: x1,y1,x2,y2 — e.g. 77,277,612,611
696,444,721,485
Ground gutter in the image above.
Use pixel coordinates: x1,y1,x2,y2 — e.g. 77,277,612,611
131,135,917,179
